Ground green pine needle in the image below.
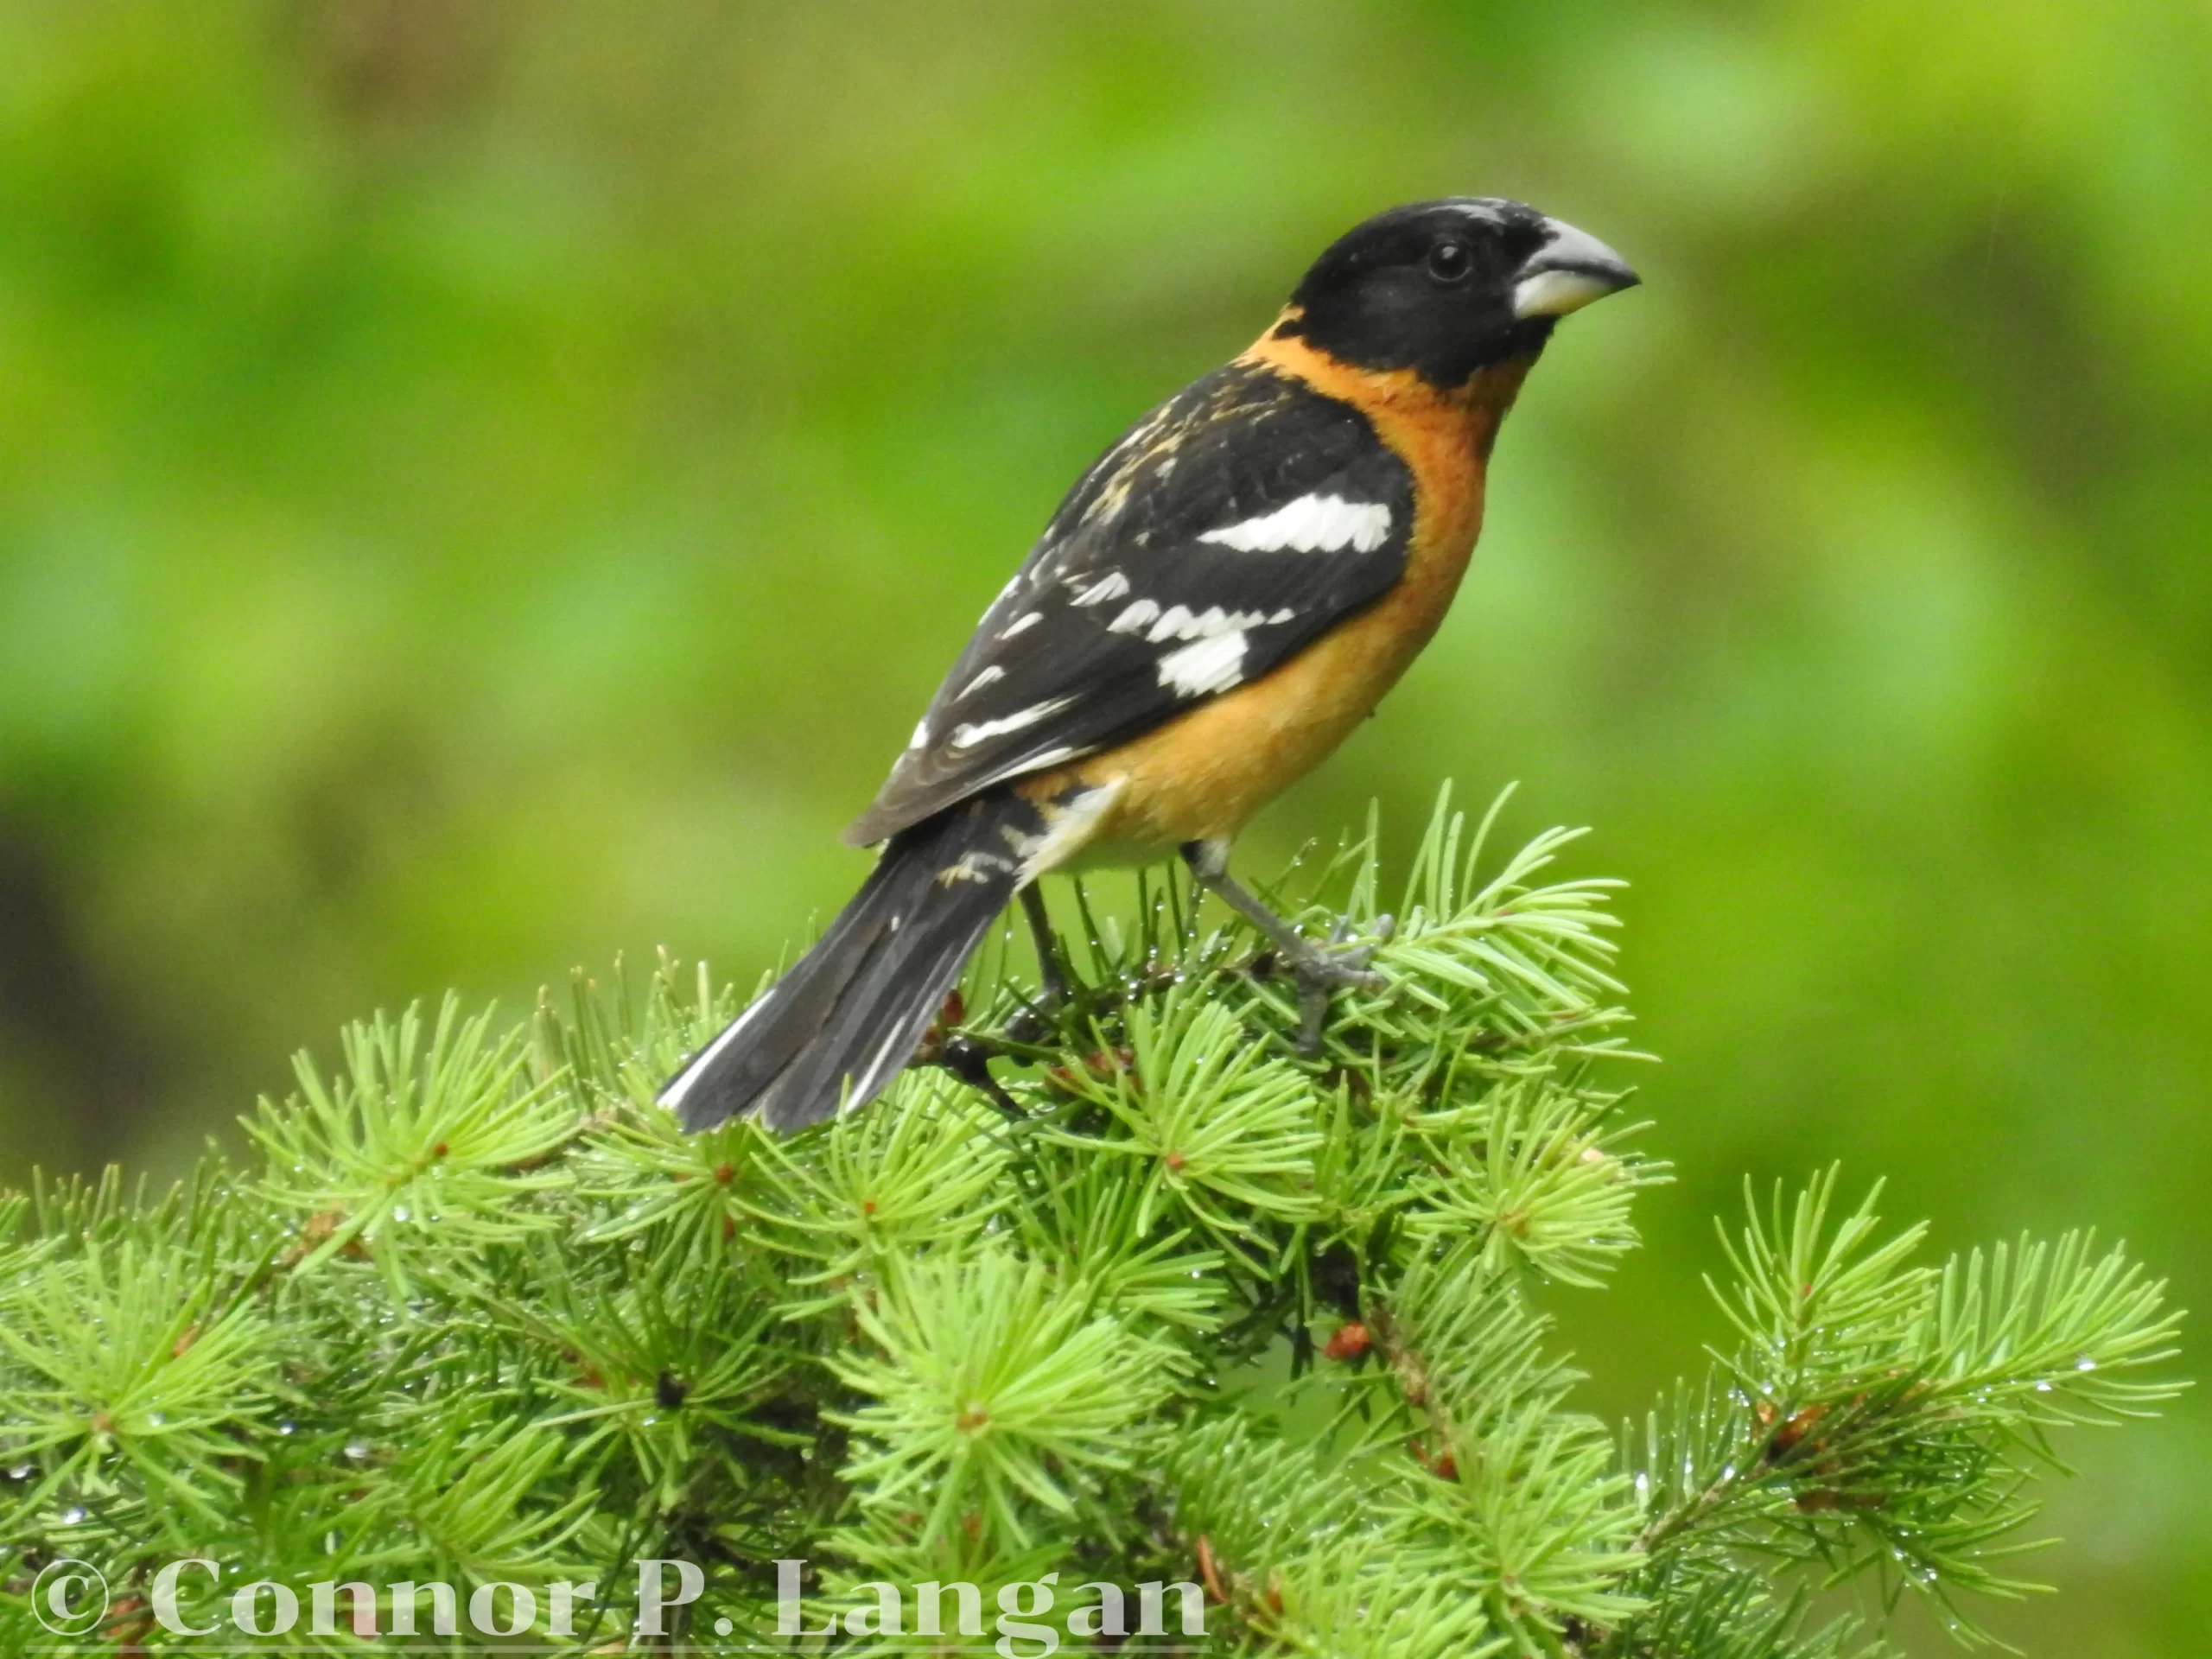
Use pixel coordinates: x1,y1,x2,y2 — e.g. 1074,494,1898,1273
0,788,2183,1656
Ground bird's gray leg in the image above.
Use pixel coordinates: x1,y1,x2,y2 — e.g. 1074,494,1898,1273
1179,840,1390,1055
1019,883,1070,1011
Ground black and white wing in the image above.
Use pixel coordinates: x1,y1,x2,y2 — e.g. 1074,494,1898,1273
845,360,1415,846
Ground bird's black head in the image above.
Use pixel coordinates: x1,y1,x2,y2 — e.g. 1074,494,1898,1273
1277,198,1637,388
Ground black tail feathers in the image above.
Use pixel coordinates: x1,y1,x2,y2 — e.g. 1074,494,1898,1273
660,791,1041,1134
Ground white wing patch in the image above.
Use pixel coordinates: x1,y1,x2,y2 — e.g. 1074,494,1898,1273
1108,599,1160,635
909,718,931,750
958,665,1005,699
1145,604,1203,643
1145,603,1278,644
1198,493,1392,555
948,696,1074,752
1157,632,1248,696
1071,570,1130,607
999,611,1044,640
1109,597,1293,641
981,574,1023,622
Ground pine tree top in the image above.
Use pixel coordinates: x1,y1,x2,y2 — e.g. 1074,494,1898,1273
0,787,2184,1656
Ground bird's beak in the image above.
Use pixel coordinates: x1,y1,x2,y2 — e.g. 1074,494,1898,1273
1511,218,1639,320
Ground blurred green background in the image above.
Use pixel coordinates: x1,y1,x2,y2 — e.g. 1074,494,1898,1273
1,1,2205,1647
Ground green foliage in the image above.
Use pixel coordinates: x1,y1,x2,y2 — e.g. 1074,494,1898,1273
247,1001,577,1287
0,794,2182,1655
1618,1175,2184,1650
830,1248,1179,1548
5,13,2211,1644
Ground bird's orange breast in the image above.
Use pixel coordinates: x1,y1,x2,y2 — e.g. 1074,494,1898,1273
1020,324,1534,862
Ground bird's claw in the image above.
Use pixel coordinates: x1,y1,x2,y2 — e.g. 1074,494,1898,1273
1288,913,1394,1055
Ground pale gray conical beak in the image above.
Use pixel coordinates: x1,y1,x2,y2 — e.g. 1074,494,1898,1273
1511,218,1639,320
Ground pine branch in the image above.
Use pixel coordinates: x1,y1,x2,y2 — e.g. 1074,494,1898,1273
1608,1173,2184,1653
0,787,2182,1657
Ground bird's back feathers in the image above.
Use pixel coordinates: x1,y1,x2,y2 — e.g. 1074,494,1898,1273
844,360,1414,848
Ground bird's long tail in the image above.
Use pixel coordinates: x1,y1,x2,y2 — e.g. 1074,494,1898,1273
660,791,1041,1133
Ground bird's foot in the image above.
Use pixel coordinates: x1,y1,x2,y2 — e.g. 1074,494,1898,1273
1285,913,1394,1056
938,1034,1027,1121
1004,958,1071,1046
1033,950,1071,1015
1007,884,1073,1043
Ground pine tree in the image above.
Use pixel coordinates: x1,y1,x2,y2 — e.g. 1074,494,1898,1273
0,788,2183,1656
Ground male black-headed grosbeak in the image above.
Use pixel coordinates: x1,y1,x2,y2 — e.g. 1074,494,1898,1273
664,198,1637,1133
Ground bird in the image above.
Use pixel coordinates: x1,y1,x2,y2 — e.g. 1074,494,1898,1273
663,198,1637,1134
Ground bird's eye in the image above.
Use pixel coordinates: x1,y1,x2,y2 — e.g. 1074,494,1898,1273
1427,240,1472,283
